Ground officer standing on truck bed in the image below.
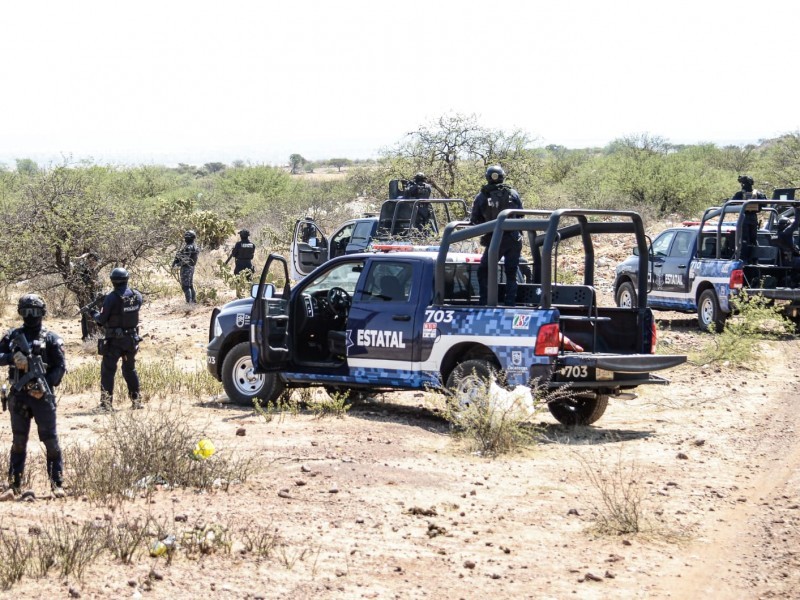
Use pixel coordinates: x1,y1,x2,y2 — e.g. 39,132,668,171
403,172,433,230
0,294,67,497
470,165,524,305
224,229,256,280
89,268,143,411
734,175,767,263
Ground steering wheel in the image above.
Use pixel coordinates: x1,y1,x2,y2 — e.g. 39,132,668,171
327,287,351,316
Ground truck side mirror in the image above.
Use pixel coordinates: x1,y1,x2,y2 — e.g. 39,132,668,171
252,283,275,299
632,246,640,256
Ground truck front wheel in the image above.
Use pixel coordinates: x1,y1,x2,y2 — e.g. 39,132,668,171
548,393,609,426
698,289,726,332
222,341,284,406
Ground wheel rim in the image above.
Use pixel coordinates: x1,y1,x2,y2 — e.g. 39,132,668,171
700,297,714,326
619,288,633,308
452,373,487,409
232,355,265,395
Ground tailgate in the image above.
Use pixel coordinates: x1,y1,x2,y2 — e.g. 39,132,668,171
549,352,686,389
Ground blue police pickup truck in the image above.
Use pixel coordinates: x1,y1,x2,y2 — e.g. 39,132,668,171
207,208,686,426
614,195,800,331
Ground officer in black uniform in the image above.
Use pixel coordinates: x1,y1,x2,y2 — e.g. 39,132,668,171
172,230,199,303
775,207,800,267
404,172,433,230
224,229,256,280
735,175,766,263
90,268,143,411
0,294,67,497
469,165,524,305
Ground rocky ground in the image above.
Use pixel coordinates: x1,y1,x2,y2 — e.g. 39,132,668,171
0,271,798,598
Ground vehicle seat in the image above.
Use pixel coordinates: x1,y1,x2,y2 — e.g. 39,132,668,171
328,330,347,357
379,275,404,301
700,237,717,258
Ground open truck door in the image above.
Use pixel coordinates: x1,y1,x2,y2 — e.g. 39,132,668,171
251,253,292,373
289,218,329,281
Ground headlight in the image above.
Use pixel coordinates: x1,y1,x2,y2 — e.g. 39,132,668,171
213,317,222,338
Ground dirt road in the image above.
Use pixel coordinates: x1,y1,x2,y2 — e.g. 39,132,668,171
1,301,798,599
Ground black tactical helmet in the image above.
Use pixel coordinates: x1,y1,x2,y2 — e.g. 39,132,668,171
738,174,754,190
414,172,427,184
184,230,197,241
485,165,506,184
239,229,250,239
779,217,792,230
17,294,47,318
110,267,129,286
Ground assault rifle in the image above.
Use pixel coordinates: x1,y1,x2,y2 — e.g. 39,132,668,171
10,331,56,405
76,292,105,317
1,384,7,412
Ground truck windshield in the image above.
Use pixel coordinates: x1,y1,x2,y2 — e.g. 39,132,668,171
303,261,365,295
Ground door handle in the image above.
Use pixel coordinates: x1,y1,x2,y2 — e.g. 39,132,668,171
392,315,411,321
677,264,686,269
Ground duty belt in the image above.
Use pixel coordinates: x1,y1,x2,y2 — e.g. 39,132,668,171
104,327,138,338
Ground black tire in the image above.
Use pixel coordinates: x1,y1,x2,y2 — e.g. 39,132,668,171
221,341,284,406
548,393,609,426
615,281,637,309
697,288,726,332
446,359,496,411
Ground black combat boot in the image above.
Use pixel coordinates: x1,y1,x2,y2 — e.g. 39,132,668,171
8,473,22,496
130,392,143,410
97,391,113,412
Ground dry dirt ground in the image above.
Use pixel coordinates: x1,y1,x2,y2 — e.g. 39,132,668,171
0,291,799,599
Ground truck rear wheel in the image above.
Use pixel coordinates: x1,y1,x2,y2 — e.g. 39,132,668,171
222,341,284,406
446,359,496,411
615,281,637,308
548,393,609,426
698,289,726,332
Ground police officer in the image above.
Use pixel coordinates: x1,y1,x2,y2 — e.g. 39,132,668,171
74,251,101,340
90,268,143,411
469,165,524,305
172,230,199,303
735,175,766,263
0,294,66,497
224,229,256,280
404,172,433,230
775,207,800,267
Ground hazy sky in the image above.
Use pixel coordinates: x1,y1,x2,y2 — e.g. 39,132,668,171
2,0,798,167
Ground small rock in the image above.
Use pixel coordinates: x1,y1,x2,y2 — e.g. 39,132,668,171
68,587,81,598
335,569,346,577
585,572,603,582
490,573,501,580
236,427,246,436
693,439,706,446
278,489,291,498
605,570,616,579
149,570,164,581
329,486,340,494
464,560,476,569
175,514,188,522
301,464,312,473
128,580,137,587
676,452,689,460
567,508,580,516
622,539,632,546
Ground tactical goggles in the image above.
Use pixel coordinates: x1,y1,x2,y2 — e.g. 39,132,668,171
19,307,44,318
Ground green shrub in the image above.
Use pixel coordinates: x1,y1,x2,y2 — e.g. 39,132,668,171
696,291,795,365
